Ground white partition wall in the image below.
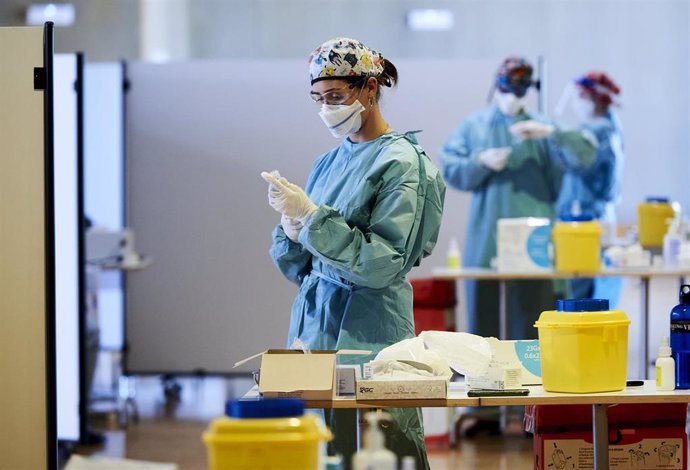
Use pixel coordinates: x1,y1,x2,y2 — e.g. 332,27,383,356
54,52,81,443
0,24,56,469
84,62,126,351
125,59,497,374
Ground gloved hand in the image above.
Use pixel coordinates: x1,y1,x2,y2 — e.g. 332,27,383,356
509,120,555,139
281,213,303,243
260,171,318,222
476,147,512,172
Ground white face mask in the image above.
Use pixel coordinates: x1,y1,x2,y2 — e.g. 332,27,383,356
494,91,526,117
571,96,596,121
319,100,365,138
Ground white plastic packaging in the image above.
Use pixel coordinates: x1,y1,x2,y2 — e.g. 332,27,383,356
656,336,675,391
352,411,397,470
401,456,417,470
663,217,683,268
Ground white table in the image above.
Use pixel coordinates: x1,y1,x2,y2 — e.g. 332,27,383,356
432,267,690,378
243,381,690,470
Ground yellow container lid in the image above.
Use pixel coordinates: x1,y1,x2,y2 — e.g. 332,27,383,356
535,299,629,328
553,220,602,236
535,310,630,328
203,414,332,444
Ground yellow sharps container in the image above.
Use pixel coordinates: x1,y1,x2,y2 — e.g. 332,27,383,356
552,215,602,273
203,398,332,470
535,299,630,393
638,197,675,248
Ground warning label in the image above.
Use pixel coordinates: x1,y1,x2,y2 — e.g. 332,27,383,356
543,438,684,469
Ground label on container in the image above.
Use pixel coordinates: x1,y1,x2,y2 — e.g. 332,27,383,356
670,321,690,333
543,437,684,469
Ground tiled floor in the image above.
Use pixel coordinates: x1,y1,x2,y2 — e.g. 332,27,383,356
74,376,534,470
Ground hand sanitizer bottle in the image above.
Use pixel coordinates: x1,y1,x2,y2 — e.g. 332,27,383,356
447,237,461,269
352,411,397,470
656,336,675,391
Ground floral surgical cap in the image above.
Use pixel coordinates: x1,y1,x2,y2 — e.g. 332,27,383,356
308,37,385,85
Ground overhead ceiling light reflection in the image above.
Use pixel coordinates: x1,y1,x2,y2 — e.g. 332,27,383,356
406,9,454,31
26,3,76,27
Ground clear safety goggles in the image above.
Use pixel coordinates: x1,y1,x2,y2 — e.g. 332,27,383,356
309,77,367,106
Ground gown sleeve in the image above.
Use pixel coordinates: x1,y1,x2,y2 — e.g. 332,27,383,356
440,119,494,192
298,145,425,290
269,223,313,286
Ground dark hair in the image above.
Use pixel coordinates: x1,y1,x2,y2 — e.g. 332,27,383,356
341,58,398,101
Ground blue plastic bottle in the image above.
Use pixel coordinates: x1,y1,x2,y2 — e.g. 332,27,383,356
670,285,690,389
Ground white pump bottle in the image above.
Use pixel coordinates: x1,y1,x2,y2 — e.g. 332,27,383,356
352,411,397,470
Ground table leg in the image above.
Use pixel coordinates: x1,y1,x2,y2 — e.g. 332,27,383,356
499,280,507,340
640,277,649,379
592,404,609,470
356,408,362,449
498,280,508,433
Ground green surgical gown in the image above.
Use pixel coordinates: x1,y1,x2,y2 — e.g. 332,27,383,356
440,106,595,340
270,131,445,470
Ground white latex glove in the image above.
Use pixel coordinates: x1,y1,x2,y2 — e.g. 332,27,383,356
509,120,555,139
281,213,303,243
476,147,512,172
260,171,318,222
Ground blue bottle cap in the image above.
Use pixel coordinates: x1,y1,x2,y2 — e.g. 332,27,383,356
557,298,610,312
645,196,669,203
559,214,594,222
226,398,304,418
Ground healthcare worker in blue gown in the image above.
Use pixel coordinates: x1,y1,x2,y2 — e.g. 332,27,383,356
261,37,445,470
555,71,624,299
440,57,596,342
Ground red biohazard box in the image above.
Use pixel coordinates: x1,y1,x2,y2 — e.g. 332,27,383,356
525,404,688,470
412,307,455,335
411,279,456,308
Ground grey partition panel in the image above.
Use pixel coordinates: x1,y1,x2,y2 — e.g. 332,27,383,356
0,26,53,469
126,59,496,374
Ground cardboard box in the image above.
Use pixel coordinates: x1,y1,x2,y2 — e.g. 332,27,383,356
534,428,686,470
234,349,370,400
486,337,541,385
355,377,449,400
497,217,552,272
528,404,688,470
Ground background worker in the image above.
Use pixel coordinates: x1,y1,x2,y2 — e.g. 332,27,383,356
556,71,623,298
262,37,446,469
440,56,596,341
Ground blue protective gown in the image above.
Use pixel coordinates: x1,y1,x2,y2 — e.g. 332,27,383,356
440,106,596,339
270,130,445,470
556,111,624,299
556,110,624,219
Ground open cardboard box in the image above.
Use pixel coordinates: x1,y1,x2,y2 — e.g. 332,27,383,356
234,349,370,400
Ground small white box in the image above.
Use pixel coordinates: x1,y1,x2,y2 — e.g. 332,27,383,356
497,217,552,272
466,362,522,390
486,338,542,385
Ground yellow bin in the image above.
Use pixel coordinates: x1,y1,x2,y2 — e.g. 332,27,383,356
203,399,332,470
552,216,602,273
535,299,630,393
638,197,674,248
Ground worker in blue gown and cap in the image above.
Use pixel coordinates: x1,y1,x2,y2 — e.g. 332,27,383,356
555,71,624,299
440,57,596,342
261,37,446,470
